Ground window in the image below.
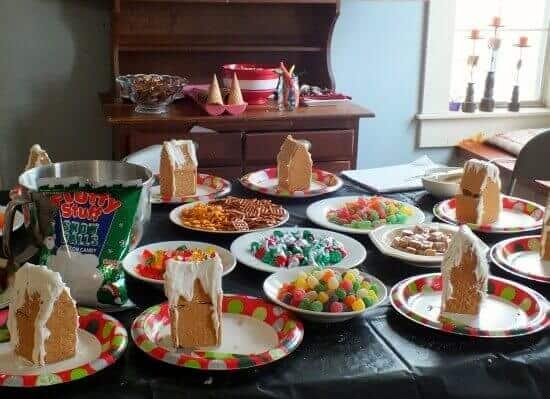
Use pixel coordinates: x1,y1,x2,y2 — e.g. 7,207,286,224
451,0,550,105
417,0,550,148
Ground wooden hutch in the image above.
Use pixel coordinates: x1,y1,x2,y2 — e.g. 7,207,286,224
101,0,374,178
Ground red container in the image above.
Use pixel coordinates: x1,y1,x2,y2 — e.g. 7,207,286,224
221,64,279,105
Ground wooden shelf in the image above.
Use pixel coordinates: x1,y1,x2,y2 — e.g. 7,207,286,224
118,45,323,52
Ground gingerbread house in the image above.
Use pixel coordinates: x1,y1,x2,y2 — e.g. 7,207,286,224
541,195,550,260
164,254,223,348
456,159,501,225
441,225,488,317
8,263,78,365
25,144,51,170
277,135,313,192
160,140,198,198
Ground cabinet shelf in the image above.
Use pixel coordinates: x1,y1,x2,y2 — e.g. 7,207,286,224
118,45,324,52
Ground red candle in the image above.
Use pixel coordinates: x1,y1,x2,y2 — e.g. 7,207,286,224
471,29,480,39
519,36,528,46
492,16,501,26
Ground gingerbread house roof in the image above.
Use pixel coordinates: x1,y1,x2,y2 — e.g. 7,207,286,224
460,159,501,195
163,140,198,169
25,144,51,170
441,225,488,303
278,135,311,163
7,263,75,365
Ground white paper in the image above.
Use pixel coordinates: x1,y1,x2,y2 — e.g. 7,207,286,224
342,156,440,193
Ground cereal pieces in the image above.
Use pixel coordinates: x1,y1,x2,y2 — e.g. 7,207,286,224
179,196,286,231
390,225,453,256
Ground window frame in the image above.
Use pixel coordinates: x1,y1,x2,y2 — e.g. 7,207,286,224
417,0,550,148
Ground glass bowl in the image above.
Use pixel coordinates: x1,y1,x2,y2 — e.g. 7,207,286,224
116,74,187,114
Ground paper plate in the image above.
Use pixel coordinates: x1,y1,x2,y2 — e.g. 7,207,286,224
0,206,24,237
122,241,237,287
390,273,549,338
150,174,231,204
131,295,304,370
0,307,127,387
240,168,343,198
490,236,550,284
370,223,463,268
306,196,425,235
169,201,289,234
263,266,387,323
230,227,366,273
433,195,544,233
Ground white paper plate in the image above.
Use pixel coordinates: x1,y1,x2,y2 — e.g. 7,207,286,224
306,195,425,236
490,236,550,284
263,266,387,323
169,201,289,234
370,223,478,268
0,206,24,237
230,227,367,273
390,273,549,337
122,241,236,287
433,195,544,234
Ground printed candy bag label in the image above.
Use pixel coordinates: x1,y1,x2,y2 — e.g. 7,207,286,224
37,184,142,308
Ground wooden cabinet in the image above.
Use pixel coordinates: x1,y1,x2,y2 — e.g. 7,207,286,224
101,0,374,177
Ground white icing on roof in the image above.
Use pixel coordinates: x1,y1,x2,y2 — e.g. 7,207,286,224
164,254,223,346
464,159,501,188
441,225,488,306
7,263,74,365
163,140,198,168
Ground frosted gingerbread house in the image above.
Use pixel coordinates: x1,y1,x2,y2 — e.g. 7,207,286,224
541,195,550,261
8,263,78,365
159,140,198,198
164,254,223,348
456,159,501,225
441,225,488,317
277,135,313,192
25,144,51,170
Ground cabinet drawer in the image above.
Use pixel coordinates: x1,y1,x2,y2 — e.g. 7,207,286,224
245,160,350,175
244,130,354,164
127,131,242,166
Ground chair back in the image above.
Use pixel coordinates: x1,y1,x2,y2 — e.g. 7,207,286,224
507,130,550,194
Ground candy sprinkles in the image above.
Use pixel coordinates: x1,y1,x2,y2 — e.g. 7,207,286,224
249,229,349,268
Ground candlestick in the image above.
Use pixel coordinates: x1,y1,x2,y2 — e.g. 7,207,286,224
491,16,501,27
480,19,502,112
518,36,529,47
470,29,480,40
508,38,530,112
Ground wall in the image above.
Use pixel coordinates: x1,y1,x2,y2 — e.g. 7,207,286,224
0,0,111,188
332,0,452,168
0,0,451,187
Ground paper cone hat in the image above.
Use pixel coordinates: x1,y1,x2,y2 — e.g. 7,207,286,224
207,74,224,105
227,73,244,105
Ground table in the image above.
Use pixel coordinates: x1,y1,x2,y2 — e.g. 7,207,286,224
1,182,549,399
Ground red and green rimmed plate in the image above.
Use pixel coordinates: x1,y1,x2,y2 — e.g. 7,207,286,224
0,307,127,387
490,235,550,284
240,168,343,198
131,294,304,370
390,273,549,338
433,195,545,233
150,173,231,204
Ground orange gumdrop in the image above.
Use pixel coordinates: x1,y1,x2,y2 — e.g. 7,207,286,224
344,295,357,307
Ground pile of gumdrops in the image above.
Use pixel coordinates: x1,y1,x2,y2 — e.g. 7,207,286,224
277,268,379,313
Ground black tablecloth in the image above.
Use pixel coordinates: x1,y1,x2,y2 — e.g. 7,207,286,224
1,183,549,399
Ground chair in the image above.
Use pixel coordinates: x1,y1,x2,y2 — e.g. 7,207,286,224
507,129,550,195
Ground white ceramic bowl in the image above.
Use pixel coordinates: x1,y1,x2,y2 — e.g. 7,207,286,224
263,266,387,323
370,223,460,268
421,167,463,199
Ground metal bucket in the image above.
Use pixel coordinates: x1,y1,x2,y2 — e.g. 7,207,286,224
2,160,153,266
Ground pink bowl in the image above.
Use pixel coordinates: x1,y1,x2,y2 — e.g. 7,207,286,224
222,64,279,105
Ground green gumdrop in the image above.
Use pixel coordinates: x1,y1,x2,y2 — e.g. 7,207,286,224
335,288,346,300
352,281,361,292
387,215,396,224
273,230,284,238
250,242,261,252
310,300,323,312
329,251,342,264
299,299,312,310
363,296,374,307
315,281,328,292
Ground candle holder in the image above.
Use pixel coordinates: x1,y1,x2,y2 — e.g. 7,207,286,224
480,18,503,112
508,38,530,112
462,30,482,113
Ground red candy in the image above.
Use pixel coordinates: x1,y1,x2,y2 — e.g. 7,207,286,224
340,279,353,292
292,289,306,302
329,302,344,313
255,247,266,259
